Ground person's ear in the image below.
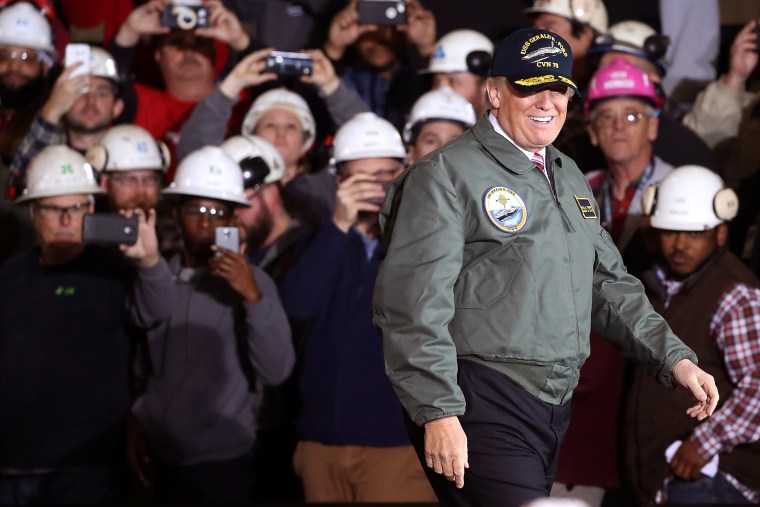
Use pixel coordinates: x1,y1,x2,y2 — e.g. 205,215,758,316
112,98,125,119
587,122,599,146
646,115,659,143
716,223,728,247
99,173,109,192
486,78,502,109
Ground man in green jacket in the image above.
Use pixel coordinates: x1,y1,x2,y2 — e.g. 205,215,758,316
373,27,719,507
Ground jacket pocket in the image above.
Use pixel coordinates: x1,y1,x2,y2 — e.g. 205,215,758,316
451,242,538,359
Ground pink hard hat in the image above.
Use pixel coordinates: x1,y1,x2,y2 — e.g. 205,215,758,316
584,58,659,115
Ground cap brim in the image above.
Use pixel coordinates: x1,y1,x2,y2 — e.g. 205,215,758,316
507,74,581,98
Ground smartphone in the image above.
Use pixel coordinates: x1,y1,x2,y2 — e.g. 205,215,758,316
215,226,240,253
82,213,138,246
65,43,91,79
265,51,314,77
755,19,760,53
161,3,211,30
357,0,407,25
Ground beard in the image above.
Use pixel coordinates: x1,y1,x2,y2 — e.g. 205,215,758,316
245,205,274,252
0,73,45,109
65,111,112,134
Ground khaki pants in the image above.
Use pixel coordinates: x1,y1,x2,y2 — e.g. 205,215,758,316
293,440,437,503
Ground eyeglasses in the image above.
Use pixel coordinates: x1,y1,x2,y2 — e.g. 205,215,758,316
109,173,162,188
0,48,43,65
591,110,650,128
33,201,90,220
181,203,230,221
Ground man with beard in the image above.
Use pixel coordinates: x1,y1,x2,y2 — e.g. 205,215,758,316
0,2,54,133
222,134,315,502
6,46,122,200
323,0,435,129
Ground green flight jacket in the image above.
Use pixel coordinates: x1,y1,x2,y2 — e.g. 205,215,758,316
373,114,697,426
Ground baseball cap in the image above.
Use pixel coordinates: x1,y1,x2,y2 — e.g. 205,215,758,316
490,27,579,97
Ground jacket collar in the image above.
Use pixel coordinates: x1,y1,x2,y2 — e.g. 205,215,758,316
471,112,564,175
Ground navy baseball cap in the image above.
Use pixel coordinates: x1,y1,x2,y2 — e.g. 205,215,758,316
490,27,580,97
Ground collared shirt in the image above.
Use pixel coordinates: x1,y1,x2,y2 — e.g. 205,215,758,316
654,265,760,503
488,112,550,185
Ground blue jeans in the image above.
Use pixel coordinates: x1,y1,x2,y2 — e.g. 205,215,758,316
0,468,122,505
667,473,751,504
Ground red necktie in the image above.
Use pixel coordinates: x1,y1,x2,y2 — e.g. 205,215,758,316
532,152,545,173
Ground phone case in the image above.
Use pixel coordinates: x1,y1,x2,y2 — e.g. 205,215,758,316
65,43,90,78
82,214,138,246
215,227,240,252
357,1,407,25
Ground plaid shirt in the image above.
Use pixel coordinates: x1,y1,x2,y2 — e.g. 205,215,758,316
9,114,66,180
655,266,760,502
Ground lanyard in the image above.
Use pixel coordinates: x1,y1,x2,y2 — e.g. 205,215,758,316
601,160,655,231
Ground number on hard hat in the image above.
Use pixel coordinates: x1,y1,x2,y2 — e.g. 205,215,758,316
403,87,476,143
332,112,406,164
241,88,316,152
524,0,608,34
423,29,494,75
163,146,250,207
0,1,55,58
15,145,104,203
641,165,738,231
221,135,286,189
584,58,659,115
86,125,170,173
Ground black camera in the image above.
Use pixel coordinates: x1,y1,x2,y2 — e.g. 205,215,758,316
357,0,407,25
265,51,314,77
161,3,211,30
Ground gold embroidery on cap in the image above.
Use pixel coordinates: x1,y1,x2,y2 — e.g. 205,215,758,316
514,75,557,86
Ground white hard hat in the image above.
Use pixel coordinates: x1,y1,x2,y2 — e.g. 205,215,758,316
89,46,119,82
86,125,169,173
525,0,608,34
241,88,316,151
424,29,494,74
0,2,55,55
403,87,476,142
163,146,250,206
590,21,670,74
333,112,406,163
16,145,104,203
221,134,286,186
642,165,738,231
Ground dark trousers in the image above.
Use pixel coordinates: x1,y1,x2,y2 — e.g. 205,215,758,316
0,468,123,505
407,359,572,507
154,453,253,504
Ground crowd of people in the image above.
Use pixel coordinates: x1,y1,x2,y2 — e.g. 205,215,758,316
0,0,758,505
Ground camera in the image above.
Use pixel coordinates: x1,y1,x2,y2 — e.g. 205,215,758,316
265,51,314,77
755,19,760,53
161,3,211,30
357,0,407,25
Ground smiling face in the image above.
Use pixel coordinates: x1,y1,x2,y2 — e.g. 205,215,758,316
486,77,570,152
